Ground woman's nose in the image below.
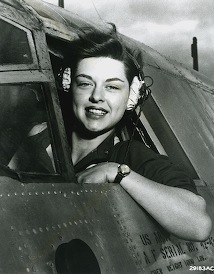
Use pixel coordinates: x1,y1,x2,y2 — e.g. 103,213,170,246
89,86,105,103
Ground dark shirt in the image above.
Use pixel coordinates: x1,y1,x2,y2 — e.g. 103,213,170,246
74,134,198,195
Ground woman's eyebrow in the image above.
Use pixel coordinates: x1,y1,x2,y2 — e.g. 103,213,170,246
75,75,124,83
105,78,124,83
75,74,93,80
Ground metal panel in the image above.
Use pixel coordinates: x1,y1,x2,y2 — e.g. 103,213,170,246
0,71,50,84
144,66,214,186
0,176,214,274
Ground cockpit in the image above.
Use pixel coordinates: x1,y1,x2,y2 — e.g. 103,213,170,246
0,10,199,183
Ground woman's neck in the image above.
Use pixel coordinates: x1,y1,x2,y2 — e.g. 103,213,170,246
71,129,114,165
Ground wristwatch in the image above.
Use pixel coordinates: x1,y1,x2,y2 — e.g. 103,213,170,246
114,164,131,184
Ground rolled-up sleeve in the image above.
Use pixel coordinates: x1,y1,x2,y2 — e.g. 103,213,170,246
109,140,198,195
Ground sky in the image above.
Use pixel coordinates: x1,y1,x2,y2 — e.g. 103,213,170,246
43,0,214,80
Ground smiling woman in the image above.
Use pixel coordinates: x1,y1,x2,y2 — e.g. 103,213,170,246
57,28,212,241
71,57,130,140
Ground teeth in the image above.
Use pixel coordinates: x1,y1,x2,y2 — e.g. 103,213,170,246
88,108,106,115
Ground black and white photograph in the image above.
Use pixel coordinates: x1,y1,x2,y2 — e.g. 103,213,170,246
0,0,214,273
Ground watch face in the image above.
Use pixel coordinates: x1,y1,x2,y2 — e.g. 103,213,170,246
119,164,130,175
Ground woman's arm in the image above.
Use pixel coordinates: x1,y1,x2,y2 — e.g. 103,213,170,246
77,162,212,241
119,166,212,241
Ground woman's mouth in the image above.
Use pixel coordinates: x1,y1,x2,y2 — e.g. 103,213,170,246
85,107,108,118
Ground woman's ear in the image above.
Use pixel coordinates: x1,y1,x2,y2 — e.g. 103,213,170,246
126,76,142,110
62,67,72,92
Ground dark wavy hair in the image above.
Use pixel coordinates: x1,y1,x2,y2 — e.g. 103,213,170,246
63,27,141,85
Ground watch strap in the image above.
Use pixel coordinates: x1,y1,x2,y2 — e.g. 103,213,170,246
114,172,124,184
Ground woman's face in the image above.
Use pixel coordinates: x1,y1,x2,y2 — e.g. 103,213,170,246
71,57,130,134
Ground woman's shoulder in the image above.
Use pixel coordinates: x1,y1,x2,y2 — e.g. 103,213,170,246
109,139,162,164
109,139,198,194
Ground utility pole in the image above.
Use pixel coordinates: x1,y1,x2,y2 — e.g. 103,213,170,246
191,37,199,71
58,0,64,8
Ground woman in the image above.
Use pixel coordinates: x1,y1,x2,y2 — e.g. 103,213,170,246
61,29,212,241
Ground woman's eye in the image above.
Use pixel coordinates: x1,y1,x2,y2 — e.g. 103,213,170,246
77,82,93,88
106,85,119,90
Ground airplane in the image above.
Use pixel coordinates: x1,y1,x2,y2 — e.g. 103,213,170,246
0,0,214,273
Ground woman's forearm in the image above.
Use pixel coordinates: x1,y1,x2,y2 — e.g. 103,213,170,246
78,162,212,241
119,169,212,241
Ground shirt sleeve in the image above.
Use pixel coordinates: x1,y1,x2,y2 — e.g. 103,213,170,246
109,140,198,195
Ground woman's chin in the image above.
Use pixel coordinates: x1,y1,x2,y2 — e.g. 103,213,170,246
84,122,108,134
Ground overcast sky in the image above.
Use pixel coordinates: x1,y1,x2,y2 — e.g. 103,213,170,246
43,0,213,79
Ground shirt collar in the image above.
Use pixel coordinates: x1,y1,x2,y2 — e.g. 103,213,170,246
74,133,115,173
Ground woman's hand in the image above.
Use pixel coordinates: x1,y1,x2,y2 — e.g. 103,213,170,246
76,162,118,184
